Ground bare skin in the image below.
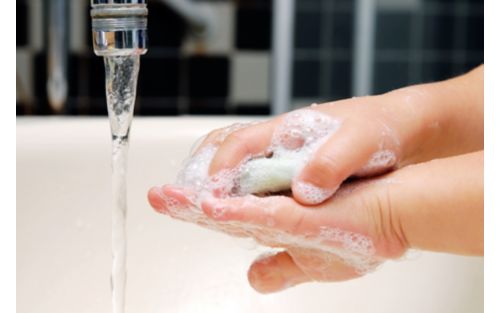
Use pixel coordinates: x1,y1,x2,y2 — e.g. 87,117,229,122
197,65,483,205
147,65,483,293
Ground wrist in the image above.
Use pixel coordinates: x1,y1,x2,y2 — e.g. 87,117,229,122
371,83,447,166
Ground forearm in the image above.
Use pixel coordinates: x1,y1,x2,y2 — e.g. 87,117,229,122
391,65,484,165
392,151,483,255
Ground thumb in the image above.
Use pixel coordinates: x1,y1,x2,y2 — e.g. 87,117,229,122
247,251,310,293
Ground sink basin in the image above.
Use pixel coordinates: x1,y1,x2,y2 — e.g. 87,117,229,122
17,117,483,313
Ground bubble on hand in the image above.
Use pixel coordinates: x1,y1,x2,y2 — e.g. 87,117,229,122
165,109,384,274
293,181,335,205
356,149,398,176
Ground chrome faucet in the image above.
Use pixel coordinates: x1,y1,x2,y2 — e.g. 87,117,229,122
90,0,148,57
44,0,216,113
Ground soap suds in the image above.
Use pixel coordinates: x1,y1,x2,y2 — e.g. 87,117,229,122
293,181,335,205
177,109,342,201
354,117,401,177
356,149,397,176
166,109,385,273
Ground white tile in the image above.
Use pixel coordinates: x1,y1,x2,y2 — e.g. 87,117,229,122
182,2,234,55
230,53,270,103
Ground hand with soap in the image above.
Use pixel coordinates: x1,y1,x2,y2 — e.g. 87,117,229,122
149,151,483,293
195,65,484,205
148,65,483,293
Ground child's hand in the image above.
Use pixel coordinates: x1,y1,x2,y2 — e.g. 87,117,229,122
147,66,483,293
193,66,483,205
149,152,483,293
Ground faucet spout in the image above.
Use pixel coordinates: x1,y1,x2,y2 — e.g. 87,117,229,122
90,0,148,57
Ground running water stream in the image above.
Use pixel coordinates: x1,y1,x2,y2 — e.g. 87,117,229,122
104,55,140,313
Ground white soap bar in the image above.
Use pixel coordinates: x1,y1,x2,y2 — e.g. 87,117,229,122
238,153,305,195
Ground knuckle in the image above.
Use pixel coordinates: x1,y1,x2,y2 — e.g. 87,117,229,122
206,128,224,142
196,129,224,152
364,187,407,258
307,153,344,183
289,209,306,234
223,130,253,154
225,129,248,144
275,199,305,234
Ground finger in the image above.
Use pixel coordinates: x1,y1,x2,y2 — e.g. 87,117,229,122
201,195,312,235
148,185,252,237
247,250,310,293
193,122,256,155
147,185,194,215
202,176,407,261
292,119,383,205
208,120,277,175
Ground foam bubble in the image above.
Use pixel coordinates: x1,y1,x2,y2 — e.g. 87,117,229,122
166,109,384,274
293,181,335,205
356,149,397,176
271,109,341,150
177,109,342,200
237,110,341,196
212,204,230,219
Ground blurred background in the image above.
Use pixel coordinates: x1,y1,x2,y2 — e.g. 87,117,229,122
16,0,483,116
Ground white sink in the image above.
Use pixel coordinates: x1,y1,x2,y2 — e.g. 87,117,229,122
17,117,484,313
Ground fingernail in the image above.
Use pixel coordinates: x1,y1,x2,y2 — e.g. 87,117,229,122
293,180,335,205
248,265,278,293
157,186,190,213
148,187,171,215
201,199,230,220
249,266,302,294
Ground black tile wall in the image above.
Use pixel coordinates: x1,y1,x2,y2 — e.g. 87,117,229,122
139,57,180,97
147,1,187,50
421,61,456,82
17,103,26,115
64,99,83,116
16,0,484,116
374,61,410,94
296,0,323,10
88,99,108,116
189,98,226,115
423,13,456,51
376,12,412,51
33,53,46,99
17,1,28,47
33,52,52,115
139,98,179,116
423,0,457,6
234,104,271,115
88,57,106,98
187,56,229,98
464,59,484,74
295,12,322,49
466,15,484,51
335,0,355,11
293,60,320,98
236,6,272,50
330,60,352,99
331,12,353,50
